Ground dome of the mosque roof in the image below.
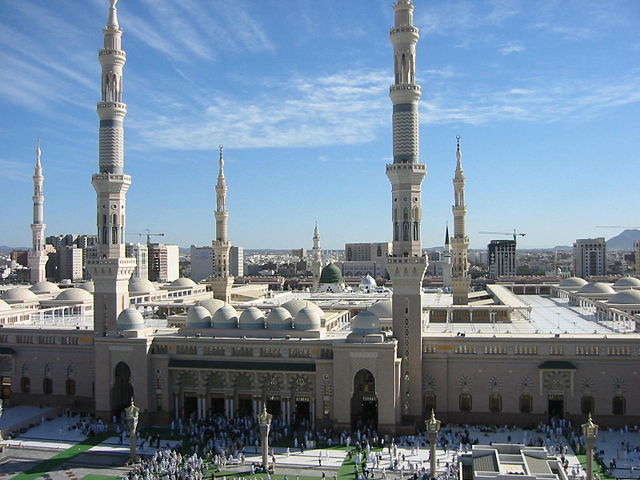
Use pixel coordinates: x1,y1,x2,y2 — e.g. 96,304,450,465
281,299,324,318
117,308,145,330
608,290,640,305
294,307,321,330
186,306,211,329
577,282,615,294
266,307,292,330
199,298,226,316
55,288,93,302
614,277,640,288
1,288,38,301
0,299,11,312
78,281,94,293
170,278,196,288
239,307,265,329
368,299,392,318
129,278,156,294
559,277,588,288
212,304,238,329
30,281,61,295
319,263,343,284
351,311,380,335
359,274,377,288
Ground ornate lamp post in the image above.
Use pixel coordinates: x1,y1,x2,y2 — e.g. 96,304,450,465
582,413,599,480
257,405,273,472
425,409,441,479
125,399,140,462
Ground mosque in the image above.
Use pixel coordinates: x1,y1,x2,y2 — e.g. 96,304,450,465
0,0,639,434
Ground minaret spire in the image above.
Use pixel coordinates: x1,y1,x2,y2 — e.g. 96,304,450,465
86,0,136,335
311,223,322,292
451,136,470,306
212,145,234,302
385,0,428,424
28,139,48,283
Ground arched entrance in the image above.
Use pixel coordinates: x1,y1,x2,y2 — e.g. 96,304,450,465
351,369,378,430
112,362,134,417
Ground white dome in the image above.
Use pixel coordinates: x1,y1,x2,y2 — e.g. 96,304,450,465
0,299,11,312
78,281,94,293
30,281,61,295
359,274,377,288
577,282,615,295
186,306,212,328
199,298,226,316
1,288,38,301
129,278,156,294
239,307,265,329
117,308,145,330
55,288,93,302
212,304,238,328
351,311,380,335
170,278,197,288
281,299,324,318
294,307,321,330
559,277,588,288
614,277,640,288
608,290,640,305
368,299,392,318
266,307,292,330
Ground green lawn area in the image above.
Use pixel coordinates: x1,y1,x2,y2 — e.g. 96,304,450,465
10,433,113,480
576,454,615,480
80,475,121,480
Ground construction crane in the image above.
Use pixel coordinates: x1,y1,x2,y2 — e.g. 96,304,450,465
126,229,165,244
479,229,526,243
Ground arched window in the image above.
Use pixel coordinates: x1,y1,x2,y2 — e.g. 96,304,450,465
65,379,76,396
519,394,532,413
21,376,30,393
612,396,625,416
459,393,472,412
581,396,594,415
489,393,502,413
43,378,53,394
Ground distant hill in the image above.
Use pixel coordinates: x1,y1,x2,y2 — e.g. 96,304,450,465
0,246,29,253
606,229,640,250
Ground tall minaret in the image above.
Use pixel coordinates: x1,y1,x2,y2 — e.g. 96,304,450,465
212,145,234,302
451,136,470,306
28,140,48,284
442,224,452,291
385,0,428,422
311,223,322,292
86,0,136,334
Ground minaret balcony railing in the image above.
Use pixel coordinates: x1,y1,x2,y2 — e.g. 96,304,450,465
390,26,419,35
390,84,421,93
99,49,126,58
93,173,131,182
386,163,426,172
388,256,427,264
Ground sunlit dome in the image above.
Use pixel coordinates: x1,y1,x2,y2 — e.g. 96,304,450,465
319,263,343,284
0,299,11,312
351,311,380,335
608,290,640,305
266,307,292,330
559,277,588,288
212,304,238,329
1,288,38,301
117,308,145,331
170,278,196,288
614,277,640,288
281,299,324,318
186,306,211,328
30,281,61,295
294,307,321,330
129,277,156,294
55,288,93,302
359,274,377,288
239,307,265,329
199,298,226,316
78,281,95,293
368,299,392,318
577,282,615,295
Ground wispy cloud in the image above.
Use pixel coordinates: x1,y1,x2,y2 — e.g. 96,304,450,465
0,159,30,182
498,40,525,55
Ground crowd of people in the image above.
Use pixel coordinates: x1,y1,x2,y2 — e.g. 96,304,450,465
124,449,208,480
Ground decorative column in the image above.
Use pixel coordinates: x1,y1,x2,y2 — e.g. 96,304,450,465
212,145,234,302
425,409,441,480
258,406,273,471
582,414,599,480
125,399,140,462
28,140,48,284
311,223,322,292
451,136,470,307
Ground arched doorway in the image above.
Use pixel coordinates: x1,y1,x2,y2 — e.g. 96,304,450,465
351,369,378,430
112,362,134,417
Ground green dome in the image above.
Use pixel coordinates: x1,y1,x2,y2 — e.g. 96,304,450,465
320,262,343,284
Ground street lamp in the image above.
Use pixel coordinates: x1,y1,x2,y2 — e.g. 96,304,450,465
258,405,273,472
125,399,140,462
425,409,441,479
581,413,599,480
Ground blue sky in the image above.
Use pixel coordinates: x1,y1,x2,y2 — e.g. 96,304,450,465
0,0,639,250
